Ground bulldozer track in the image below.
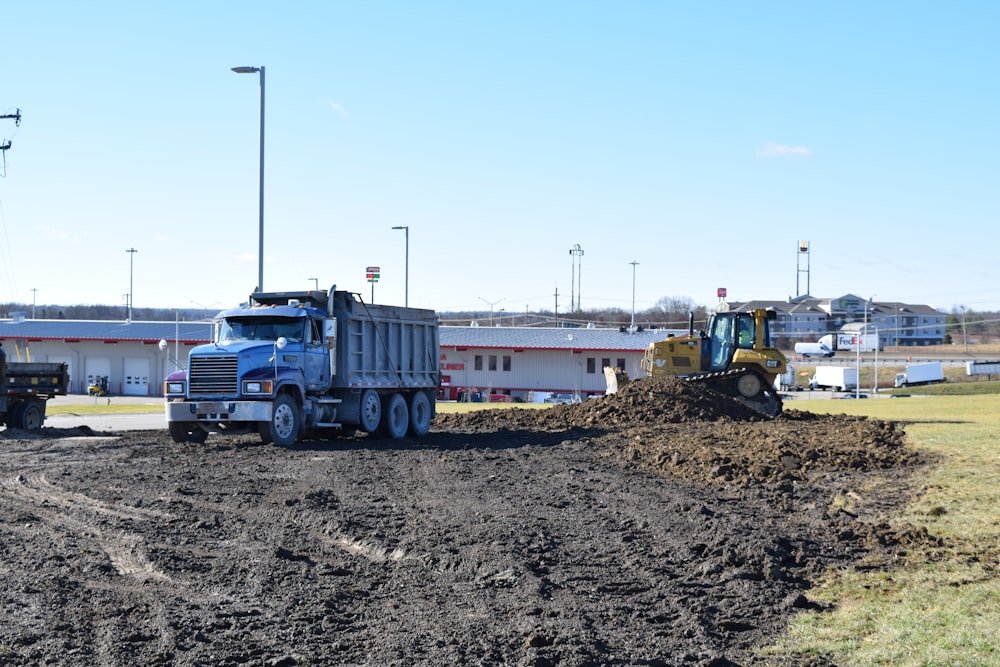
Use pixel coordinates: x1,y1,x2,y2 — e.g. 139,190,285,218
684,367,751,383
682,367,782,417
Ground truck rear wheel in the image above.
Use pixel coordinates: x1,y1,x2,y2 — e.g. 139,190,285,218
408,391,432,437
19,400,45,430
379,393,409,439
358,389,381,434
260,394,301,446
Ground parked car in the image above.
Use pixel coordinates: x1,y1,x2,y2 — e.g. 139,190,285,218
544,393,580,404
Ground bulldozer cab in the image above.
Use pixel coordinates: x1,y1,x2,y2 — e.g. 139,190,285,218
707,311,760,370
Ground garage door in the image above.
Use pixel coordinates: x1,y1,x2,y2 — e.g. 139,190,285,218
123,357,151,396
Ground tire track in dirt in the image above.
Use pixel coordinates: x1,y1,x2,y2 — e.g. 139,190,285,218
0,472,186,663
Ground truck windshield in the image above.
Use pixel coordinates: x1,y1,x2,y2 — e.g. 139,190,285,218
218,317,305,343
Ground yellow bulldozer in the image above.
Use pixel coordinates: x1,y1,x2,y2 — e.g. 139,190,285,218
639,306,787,416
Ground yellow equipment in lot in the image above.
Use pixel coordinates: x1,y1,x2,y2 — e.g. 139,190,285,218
640,306,787,416
88,375,110,396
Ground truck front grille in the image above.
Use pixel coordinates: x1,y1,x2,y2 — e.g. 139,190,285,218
189,355,239,397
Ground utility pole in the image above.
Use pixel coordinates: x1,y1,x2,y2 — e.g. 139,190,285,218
31,288,38,319
1,109,22,171
478,296,504,327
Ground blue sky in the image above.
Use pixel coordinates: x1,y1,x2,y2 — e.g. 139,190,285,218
1,2,997,318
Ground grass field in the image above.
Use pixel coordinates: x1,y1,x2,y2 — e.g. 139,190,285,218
46,401,163,416
764,387,1000,665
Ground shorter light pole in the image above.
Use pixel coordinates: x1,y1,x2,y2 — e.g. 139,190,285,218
309,277,319,291
31,288,38,319
629,261,639,330
961,305,968,353
392,226,409,307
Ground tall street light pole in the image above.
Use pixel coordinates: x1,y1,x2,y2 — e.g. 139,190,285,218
392,226,409,307
126,247,138,322
232,65,265,292
629,261,639,330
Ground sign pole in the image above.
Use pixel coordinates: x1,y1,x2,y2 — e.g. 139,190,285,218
366,266,381,304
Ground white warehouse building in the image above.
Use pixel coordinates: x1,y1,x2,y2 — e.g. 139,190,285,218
0,294,948,399
0,316,680,399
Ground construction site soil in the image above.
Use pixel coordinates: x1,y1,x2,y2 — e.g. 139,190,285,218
0,376,935,667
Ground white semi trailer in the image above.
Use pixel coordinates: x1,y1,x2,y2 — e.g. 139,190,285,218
967,360,1000,378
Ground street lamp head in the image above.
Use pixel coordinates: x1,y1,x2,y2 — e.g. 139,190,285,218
231,66,261,74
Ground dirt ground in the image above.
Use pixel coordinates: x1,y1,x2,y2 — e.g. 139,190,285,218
0,376,935,666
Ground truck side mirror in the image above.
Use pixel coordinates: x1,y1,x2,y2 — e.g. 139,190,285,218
276,337,288,350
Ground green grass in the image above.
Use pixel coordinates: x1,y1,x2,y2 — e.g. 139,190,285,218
763,394,1000,666
46,401,163,416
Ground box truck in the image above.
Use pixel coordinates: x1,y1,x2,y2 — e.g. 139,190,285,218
894,362,944,388
774,364,798,391
809,366,858,391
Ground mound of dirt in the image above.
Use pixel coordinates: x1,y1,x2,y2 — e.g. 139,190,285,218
435,375,764,433
435,375,919,487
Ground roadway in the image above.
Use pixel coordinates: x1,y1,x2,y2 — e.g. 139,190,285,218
42,394,166,432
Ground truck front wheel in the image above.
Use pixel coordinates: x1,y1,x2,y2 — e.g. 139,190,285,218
261,394,301,446
358,389,381,434
168,422,208,444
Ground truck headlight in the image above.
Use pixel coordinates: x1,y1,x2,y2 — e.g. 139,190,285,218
165,381,185,394
243,380,273,394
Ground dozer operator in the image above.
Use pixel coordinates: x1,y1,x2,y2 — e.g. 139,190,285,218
640,306,787,416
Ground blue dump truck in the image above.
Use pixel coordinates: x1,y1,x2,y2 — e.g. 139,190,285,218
164,286,439,445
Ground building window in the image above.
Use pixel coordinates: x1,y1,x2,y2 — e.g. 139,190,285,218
616,358,626,370
502,355,511,372
488,355,497,371
474,355,483,371
587,358,596,374
602,357,611,370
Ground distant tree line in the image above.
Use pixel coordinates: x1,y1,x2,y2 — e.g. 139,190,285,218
1,303,216,322
439,295,710,330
